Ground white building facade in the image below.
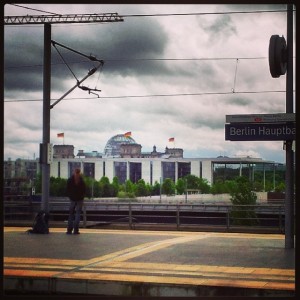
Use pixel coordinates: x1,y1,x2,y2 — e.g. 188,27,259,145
50,156,277,186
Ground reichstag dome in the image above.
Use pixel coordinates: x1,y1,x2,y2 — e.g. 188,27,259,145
104,134,137,157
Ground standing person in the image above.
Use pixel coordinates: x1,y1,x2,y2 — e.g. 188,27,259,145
66,168,86,234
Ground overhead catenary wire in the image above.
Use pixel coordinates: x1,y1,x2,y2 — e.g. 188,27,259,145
232,59,239,93
5,56,268,70
7,4,289,19
4,90,288,103
4,5,290,104
120,9,289,18
52,41,79,81
8,3,61,16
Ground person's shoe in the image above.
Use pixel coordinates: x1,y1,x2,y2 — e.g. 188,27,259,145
73,231,80,235
66,230,72,235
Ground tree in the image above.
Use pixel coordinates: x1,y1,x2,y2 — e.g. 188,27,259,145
176,178,186,195
83,176,95,198
185,175,199,190
99,176,111,197
162,178,175,196
229,176,258,226
49,176,67,196
183,175,210,194
135,179,148,197
151,181,161,196
198,178,210,193
211,179,236,194
111,176,120,197
93,180,102,197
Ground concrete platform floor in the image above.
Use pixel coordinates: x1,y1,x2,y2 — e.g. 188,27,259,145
3,227,295,297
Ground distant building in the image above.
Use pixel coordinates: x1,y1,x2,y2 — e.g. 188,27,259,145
53,145,75,159
104,134,138,157
3,158,40,197
3,158,39,180
120,143,142,158
4,134,284,190
165,147,183,158
77,150,102,158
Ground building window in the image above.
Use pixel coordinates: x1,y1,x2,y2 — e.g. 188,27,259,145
84,163,95,179
114,162,127,184
130,162,142,184
162,162,175,182
178,162,191,179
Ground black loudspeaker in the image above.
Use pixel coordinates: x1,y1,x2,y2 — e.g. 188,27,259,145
269,35,287,78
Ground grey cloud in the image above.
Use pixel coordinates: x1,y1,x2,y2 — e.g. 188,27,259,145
52,17,170,77
226,96,251,106
202,15,237,41
4,28,44,92
5,16,172,93
226,4,287,11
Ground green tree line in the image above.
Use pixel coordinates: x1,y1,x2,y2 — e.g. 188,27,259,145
33,173,285,198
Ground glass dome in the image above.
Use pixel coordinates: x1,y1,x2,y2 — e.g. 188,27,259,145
104,134,137,157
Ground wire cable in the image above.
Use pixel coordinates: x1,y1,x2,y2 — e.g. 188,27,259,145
4,90,288,103
232,59,239,93
120,9,288,18
4,57,267,70
52,42,79,81
8,4,61,16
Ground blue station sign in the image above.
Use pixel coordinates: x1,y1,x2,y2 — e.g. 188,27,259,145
225,122,296,141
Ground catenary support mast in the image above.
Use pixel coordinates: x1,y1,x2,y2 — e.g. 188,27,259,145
285,4,294,249
4,13,123,213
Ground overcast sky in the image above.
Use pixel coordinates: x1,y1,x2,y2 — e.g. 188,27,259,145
3,3,295,163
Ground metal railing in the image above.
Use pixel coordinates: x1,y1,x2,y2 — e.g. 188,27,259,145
4,198,286,233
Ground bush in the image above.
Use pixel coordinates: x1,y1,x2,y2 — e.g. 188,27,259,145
117,190,136,198
229,176,258,226
162,178,175,196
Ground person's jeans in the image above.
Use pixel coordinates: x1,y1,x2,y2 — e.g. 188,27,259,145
67,200,83,233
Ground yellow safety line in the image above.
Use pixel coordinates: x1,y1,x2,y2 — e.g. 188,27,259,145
3,227,285,239
56,271,295,291
4,227,294,291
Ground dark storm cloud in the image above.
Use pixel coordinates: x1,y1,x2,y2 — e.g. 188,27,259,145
4,27,44,92
4,16,173,93
52,17,171,77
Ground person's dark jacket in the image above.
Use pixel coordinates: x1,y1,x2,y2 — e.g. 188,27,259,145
67,175,86,201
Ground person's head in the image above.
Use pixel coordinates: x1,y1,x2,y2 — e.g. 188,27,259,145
74,168,81,176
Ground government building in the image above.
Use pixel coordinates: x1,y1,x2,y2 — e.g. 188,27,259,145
49,134,282,187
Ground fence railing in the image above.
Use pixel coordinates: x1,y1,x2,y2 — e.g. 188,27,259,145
4,197,286,233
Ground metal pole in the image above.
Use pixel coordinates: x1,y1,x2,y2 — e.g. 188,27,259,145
129,202,132,229
285,4,294,249
159,177,162,203
50,62,102,109
41,23,51,213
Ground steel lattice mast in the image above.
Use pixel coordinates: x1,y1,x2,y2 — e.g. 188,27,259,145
4,13,124,24
4,13,123,215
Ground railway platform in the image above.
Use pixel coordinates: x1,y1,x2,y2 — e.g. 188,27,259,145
3,226,295,297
